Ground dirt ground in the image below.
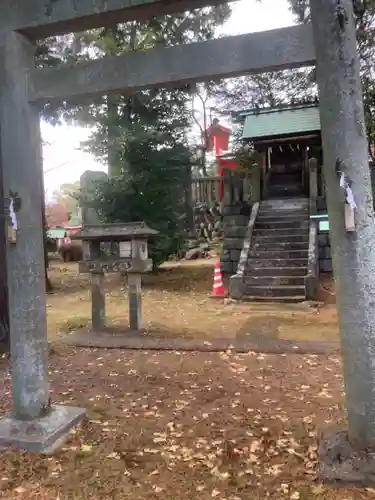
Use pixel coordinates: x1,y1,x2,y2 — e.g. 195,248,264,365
0,263,369,498
0,348,373,499
46,260,339,343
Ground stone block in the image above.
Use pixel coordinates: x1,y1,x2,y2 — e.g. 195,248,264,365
221,248,231,262
324,246,332,259
222,205,233,216
317,198,327,211
320,259,333,273
319,234,330,246
227,205,244,216
319,246,331,259
224,238,244,250
221,261,235,275
223,215,249,227
229,275,245,300
230,249,241,262
225,203,251,217
224,226,247,238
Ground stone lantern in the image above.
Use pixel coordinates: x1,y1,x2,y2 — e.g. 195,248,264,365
72,222,158,332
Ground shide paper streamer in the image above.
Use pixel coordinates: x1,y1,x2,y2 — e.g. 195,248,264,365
339,171,357,210
9,198,18,231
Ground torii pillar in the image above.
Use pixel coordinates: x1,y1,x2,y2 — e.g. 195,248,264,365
311,0,375,482
0,32,85,452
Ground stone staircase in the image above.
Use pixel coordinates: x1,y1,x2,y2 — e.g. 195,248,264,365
243,198,309,302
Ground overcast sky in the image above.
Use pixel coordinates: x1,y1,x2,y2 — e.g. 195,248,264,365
43,0,294,198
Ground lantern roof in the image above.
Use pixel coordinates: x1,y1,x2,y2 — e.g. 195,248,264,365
72,222,159,241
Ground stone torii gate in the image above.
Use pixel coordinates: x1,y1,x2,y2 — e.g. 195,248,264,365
0,0,374,459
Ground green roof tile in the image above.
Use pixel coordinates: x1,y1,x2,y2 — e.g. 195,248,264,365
241,105,321,140
47,228,66,239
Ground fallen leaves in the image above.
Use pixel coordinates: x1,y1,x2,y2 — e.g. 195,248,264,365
290,492,300,500
80,444,93,453
152,433,167,444
14,487,27,494
0,348,348,500
311,484,325,495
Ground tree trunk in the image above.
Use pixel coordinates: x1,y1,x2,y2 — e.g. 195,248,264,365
311,0,375,448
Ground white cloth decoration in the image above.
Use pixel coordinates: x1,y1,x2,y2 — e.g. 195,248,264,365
339,172,345,188
338,171,357,210
9,198,18,231
346,186,357,210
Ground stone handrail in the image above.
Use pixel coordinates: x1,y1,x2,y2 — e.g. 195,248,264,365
191,171,251,207
222,169,251,206
305,219,319,300
262,168,272,200
192,176,221,205
308,158,318,216
229,202,260,300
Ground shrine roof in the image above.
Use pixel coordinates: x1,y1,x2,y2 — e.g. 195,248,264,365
47,228,66,239
240,104,321,141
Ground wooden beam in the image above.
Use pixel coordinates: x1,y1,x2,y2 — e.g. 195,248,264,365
6,0,232,38
31,24,315,104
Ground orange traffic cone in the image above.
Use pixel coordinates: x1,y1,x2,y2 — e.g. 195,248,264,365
212,263,226,298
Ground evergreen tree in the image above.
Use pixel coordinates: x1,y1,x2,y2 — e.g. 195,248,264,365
89,138,191,267
38,6,231,266
288,0,375,157
209,70,317,117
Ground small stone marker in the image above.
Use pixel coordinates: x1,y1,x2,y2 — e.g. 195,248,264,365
73,222,158,333
128,274,142,331
80,171,109,226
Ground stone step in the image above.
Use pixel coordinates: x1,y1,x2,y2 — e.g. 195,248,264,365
243,284,306,298
255,220,309,230
253,227,309,237
242,295,306,303
245,266,307,276
258,206,309,214
252,233,309,243
251,240,309,251
244,275,306,286
268,180,303,186
247,258,307,268
249,249,308,259
268,185,303,193
256,215,309,224
258,209,309,218
268,188,304,197
261,199,309,210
